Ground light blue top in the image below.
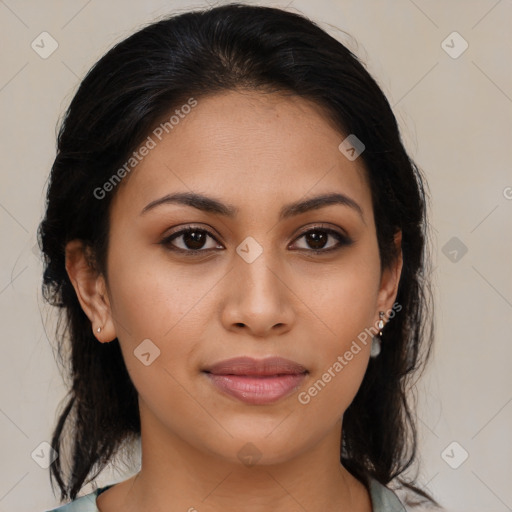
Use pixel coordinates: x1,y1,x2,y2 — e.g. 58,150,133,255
45,477,406,511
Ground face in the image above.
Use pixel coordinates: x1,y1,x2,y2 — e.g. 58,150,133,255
68,90,402,466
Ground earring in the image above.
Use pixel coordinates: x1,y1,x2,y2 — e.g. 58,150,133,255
96,326,102,333
370,311,385,358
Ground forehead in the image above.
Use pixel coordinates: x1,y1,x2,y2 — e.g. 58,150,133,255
111,90,372,220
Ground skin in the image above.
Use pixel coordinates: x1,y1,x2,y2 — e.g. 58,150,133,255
65,89,402,512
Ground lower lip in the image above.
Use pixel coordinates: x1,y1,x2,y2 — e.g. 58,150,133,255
204,373,307,405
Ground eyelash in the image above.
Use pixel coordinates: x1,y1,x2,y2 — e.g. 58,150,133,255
160,224,353,256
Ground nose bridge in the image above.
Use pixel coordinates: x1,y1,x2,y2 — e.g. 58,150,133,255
235,236,282,303
225,235,293,333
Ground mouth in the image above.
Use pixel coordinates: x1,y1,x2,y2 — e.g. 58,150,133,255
202,356,308,405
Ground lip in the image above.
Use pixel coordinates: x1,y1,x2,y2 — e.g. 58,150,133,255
205,356,308,376
203,356,308,405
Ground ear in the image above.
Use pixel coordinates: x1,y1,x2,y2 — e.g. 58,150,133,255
65,240,117,343
375,230,403,321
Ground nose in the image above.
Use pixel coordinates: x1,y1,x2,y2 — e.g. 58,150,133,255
220,245,295,338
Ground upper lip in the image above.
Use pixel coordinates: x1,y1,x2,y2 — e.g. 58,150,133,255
204,356,308,376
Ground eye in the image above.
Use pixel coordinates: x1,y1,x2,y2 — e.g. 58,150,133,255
290,226,353,254
161,226,223,254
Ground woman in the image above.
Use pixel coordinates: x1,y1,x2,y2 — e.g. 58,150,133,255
40,3,440,511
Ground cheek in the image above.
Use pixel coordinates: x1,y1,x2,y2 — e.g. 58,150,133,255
296,356,369,441
294,275,377,425
106,238,210,340
292,240,381,344
105,253,207,425
290,243,380,414
104,237,231,402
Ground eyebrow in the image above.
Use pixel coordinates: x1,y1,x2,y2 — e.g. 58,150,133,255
141,191,365,223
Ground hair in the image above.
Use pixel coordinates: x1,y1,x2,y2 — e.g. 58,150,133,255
39,2,439,507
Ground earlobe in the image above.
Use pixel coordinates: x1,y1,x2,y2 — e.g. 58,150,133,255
65,240,116,342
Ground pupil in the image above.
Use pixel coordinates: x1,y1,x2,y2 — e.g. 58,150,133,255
185,231,205,249
307,231,326,249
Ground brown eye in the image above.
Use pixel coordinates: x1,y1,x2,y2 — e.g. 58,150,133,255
161,227,223,254
291,227,352,254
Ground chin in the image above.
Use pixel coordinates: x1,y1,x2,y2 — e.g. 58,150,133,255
199,430,308,468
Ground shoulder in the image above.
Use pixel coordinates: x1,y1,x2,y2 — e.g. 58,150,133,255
369,478,444,512
368,478,408,512
44,486,112,512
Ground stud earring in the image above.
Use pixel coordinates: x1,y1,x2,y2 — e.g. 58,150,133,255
96,326,102,333
370,311,385,358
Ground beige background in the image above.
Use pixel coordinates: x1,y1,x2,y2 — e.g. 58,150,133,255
0,0,511,511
